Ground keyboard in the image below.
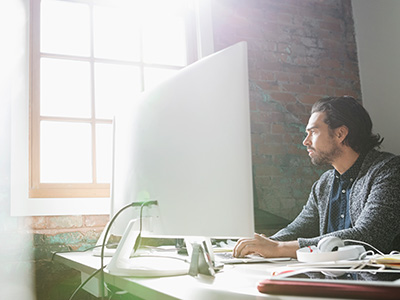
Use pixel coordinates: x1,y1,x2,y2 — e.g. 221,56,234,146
214,252,292,264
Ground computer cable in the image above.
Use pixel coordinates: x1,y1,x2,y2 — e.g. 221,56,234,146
343,239,385,256
131,200,151,253
68,265,106,300
66,200,157,300
99,200,158,300
342,239,400,271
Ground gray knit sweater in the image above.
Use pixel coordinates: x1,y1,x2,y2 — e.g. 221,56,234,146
271,149,400,253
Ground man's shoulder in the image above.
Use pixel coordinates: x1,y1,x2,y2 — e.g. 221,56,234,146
363,149,400,170
356,149,400,184
312,150,400,194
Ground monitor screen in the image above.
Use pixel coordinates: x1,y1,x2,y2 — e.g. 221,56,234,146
111,41,254,241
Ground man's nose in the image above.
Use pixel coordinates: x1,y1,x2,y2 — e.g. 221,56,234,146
303,134,309,146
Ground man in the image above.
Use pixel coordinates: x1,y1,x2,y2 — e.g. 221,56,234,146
234,96,400,258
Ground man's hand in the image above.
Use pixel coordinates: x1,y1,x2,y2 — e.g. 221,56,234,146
233,233,299,258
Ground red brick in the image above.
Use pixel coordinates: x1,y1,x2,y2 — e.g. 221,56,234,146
278,43,291,53
319,21,342,32
277,13,293,24
251,122,271,134
309,85,328,95
301,75,315,85
299,37,318,48
275,72,290,82
47,216,83,229
282,83,309,94
269,112,287,123
320,58,342,69
26,216,47,230
293,57,308,66
258,81,280,91
334,89,359,98
254,163,280,176
270,92,297,103
286,102,307,117
258,143,287,156
287,73,302,84
299,94,322,105
271,124,285,134
84,215,109,227
313,76,327,85
251,111,269,123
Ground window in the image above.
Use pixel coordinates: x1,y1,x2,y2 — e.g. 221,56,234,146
30,0,198,198
10,0,213,216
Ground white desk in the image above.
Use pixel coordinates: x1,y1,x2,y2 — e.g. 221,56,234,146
54,252,345,300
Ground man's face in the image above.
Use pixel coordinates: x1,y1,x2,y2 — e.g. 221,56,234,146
303,112,342,166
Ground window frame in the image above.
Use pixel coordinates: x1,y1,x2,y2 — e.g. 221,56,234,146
29,0,200,199
11,0,214,216
30,0,112,197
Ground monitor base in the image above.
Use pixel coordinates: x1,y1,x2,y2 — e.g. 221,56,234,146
107,255,189,277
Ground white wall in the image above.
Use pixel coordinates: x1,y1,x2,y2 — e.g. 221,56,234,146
352,0,400,155
0,0,34,299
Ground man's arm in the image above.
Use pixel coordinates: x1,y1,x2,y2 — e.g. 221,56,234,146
233,180,325,258
233,233,299,258
232,198,318,258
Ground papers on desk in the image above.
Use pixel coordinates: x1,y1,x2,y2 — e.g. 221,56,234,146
372,254,400,269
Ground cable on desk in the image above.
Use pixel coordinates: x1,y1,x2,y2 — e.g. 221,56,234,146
99,200,158,300
65,200,157,300
344,239,385,256
68,265,106,300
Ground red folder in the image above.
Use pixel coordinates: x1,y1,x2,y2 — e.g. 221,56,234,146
258,278,400,300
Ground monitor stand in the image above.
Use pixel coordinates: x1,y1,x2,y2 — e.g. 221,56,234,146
106,219,190,277
106,219,221,277
92,221,117,257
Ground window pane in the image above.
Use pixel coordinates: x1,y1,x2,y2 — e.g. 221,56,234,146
41,0,90,56
30,0,196,197
41,121,92,183
142,16,187,66
93,5,141,61
144,67,179,90
94,63,142,119
96,124,113,183
41,58,91,118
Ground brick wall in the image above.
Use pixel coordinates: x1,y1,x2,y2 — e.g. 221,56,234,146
30,1,362,299
212,0,361,226
30,215,108,300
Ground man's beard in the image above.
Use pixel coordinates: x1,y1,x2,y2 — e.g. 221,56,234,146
309,144,342,166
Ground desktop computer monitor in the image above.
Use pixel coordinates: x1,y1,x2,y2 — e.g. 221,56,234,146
106,41,255,276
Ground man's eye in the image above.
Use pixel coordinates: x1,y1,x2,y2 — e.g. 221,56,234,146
304,131,313,137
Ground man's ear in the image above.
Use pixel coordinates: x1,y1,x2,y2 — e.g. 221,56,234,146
336,126,349,143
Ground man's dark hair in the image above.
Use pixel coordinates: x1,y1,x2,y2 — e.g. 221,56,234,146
311,96,383,153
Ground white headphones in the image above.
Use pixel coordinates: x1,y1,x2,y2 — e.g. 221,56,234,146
318,236,345,252
296,236,366,263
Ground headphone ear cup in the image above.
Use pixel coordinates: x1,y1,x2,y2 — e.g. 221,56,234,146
318,236,345,252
